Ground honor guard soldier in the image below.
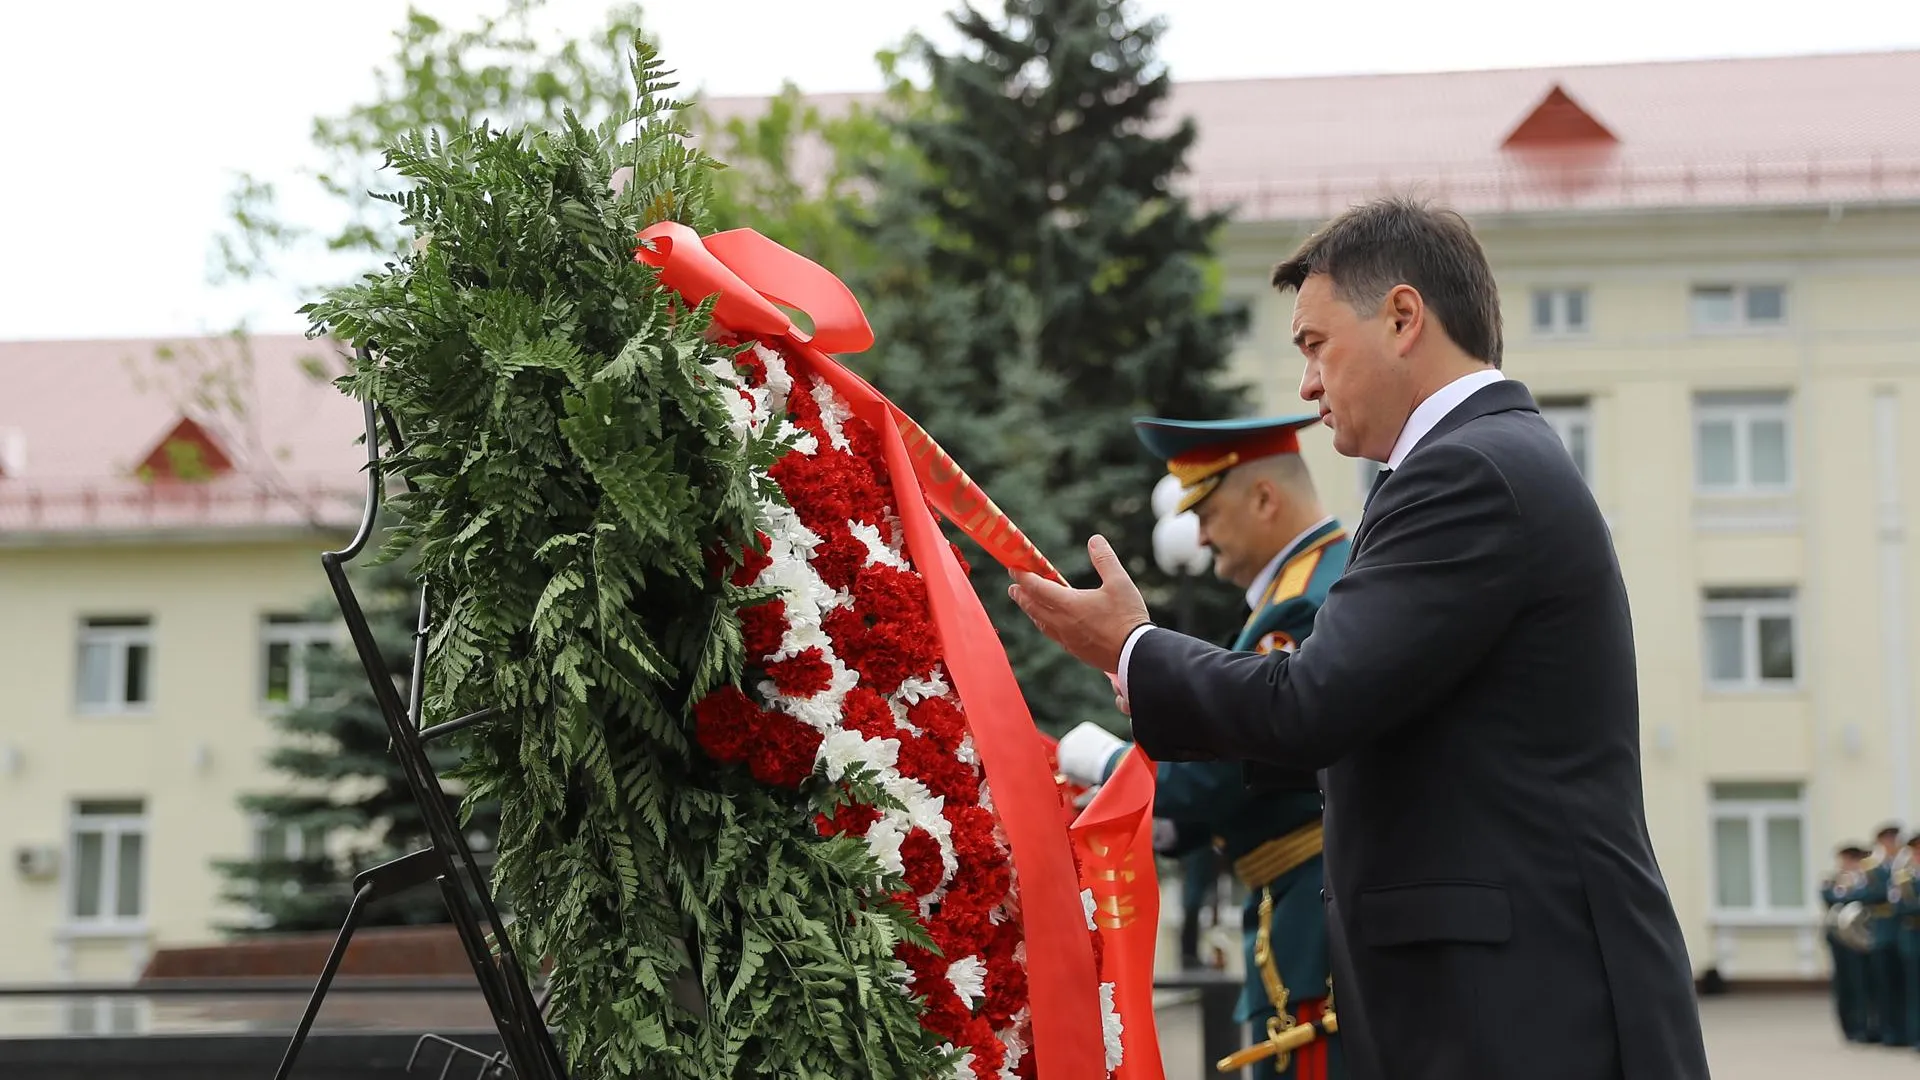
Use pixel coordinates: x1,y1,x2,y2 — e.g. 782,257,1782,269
1059,413,1346,1080
1866,823,1910,1045
1823,843,1874,1042
1894,832,1920,1053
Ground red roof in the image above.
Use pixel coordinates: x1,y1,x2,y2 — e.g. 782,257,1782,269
0,335,366,539
697,48,1920,221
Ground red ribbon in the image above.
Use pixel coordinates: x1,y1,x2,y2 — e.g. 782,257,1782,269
640,222,1167,1077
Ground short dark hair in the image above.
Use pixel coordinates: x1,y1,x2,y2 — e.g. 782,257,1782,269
1271,196,1503,368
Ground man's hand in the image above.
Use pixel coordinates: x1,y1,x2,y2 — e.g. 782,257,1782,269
1008,535,1150,674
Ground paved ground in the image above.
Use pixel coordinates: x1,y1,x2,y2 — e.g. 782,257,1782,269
1150,990,1920,1080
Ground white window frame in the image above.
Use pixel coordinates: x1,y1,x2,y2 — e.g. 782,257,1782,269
1692,392,1794,495
1690,283,1788,333
260,616,336,708
1701,588,1800,692
67,800,148,932
1530,286,1590,337
1708,783,1813,923
1538,400,1594,487
76,618,153,716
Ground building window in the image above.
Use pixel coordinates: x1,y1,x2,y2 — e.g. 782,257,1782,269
1531,287,1589,335
1694,391,1792,494
1702,587,1797,691
69,799,147,927
1538,399,1593,484
1691,284,1786,332
77,618,152,713
254,818,325,863
1710,781,1808,917
262,616,335,707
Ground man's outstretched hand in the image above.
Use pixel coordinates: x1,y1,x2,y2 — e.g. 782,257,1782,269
1008,535,1151,674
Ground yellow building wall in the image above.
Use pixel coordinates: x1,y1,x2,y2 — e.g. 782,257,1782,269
1216,204,1920,979
0,537,346,982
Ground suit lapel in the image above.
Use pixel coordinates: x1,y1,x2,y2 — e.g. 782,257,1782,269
1346,379,1540,566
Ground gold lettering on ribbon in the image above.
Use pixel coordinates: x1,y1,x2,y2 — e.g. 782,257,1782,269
1082,835,1140,930
884,406,1064,584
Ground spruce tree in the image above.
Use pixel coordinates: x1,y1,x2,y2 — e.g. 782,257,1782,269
853,0,1253,734
214,552,500,932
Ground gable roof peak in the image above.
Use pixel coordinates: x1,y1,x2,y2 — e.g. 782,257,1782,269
1501,82,1619,149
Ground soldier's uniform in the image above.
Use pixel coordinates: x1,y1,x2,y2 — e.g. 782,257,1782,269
1821,844,1874,1042
1893,837,1920,1052
1866,833,1911,1045
1059,415,1346,1080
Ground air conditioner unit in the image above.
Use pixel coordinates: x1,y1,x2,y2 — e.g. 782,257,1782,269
15,845,59,881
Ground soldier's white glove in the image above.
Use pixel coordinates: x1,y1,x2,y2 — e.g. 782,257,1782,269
1058,721,1128,788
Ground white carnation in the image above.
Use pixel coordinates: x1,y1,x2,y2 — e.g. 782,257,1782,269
864,815,907,878
810,376,853,451
946,955,986,1008
850,519,909,569
1099,982,1125,1071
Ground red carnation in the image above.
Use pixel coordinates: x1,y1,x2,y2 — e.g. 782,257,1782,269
748,713,822,788
735,349,768,387
900,827,945,894
946,804,999,862
786,375,826,435
765,648,833,698
841,687,898,740
839,621,936,696
819,799,881,838
769,451,856,533
961,1019,1003,1080
845,414,885,468
908,696,968,751
898,733,975,805
931,896,995,959
853,564,931,626
692,686,761,765
739,599,787,661
811,527,868,593
949,541,972,577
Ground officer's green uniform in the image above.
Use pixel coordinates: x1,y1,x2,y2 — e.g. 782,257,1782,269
1821,848,1873,1042
1866,843,1911,1045
1092,414,1347,1080
1893,840,1920,1053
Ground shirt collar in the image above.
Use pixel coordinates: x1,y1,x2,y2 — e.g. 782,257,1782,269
1244,514,1338,610
1384,368,1507,470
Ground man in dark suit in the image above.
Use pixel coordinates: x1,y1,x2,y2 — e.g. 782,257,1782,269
1007,196,1710,1080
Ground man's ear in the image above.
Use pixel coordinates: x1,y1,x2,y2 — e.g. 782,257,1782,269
1386,284,1423,350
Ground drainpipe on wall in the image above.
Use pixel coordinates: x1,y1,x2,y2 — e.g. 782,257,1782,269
1874,388,1913,825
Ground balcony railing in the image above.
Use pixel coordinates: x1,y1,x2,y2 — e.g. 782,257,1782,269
0,477,364,536
1183,150,1920,221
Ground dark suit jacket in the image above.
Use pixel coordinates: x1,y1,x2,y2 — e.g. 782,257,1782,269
1127,379,1710,1080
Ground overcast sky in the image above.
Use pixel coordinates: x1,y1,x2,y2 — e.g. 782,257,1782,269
3,0,1917,341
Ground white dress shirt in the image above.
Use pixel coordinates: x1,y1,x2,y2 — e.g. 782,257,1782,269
1116,369,1506,695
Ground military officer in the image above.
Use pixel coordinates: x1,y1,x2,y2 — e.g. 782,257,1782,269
1822,843,1874,1042
1059,413,1346,1080
1893,832,1920,1053
1866,823,1909,1045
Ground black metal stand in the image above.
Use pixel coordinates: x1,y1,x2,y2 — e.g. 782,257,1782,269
270,346,568,1080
